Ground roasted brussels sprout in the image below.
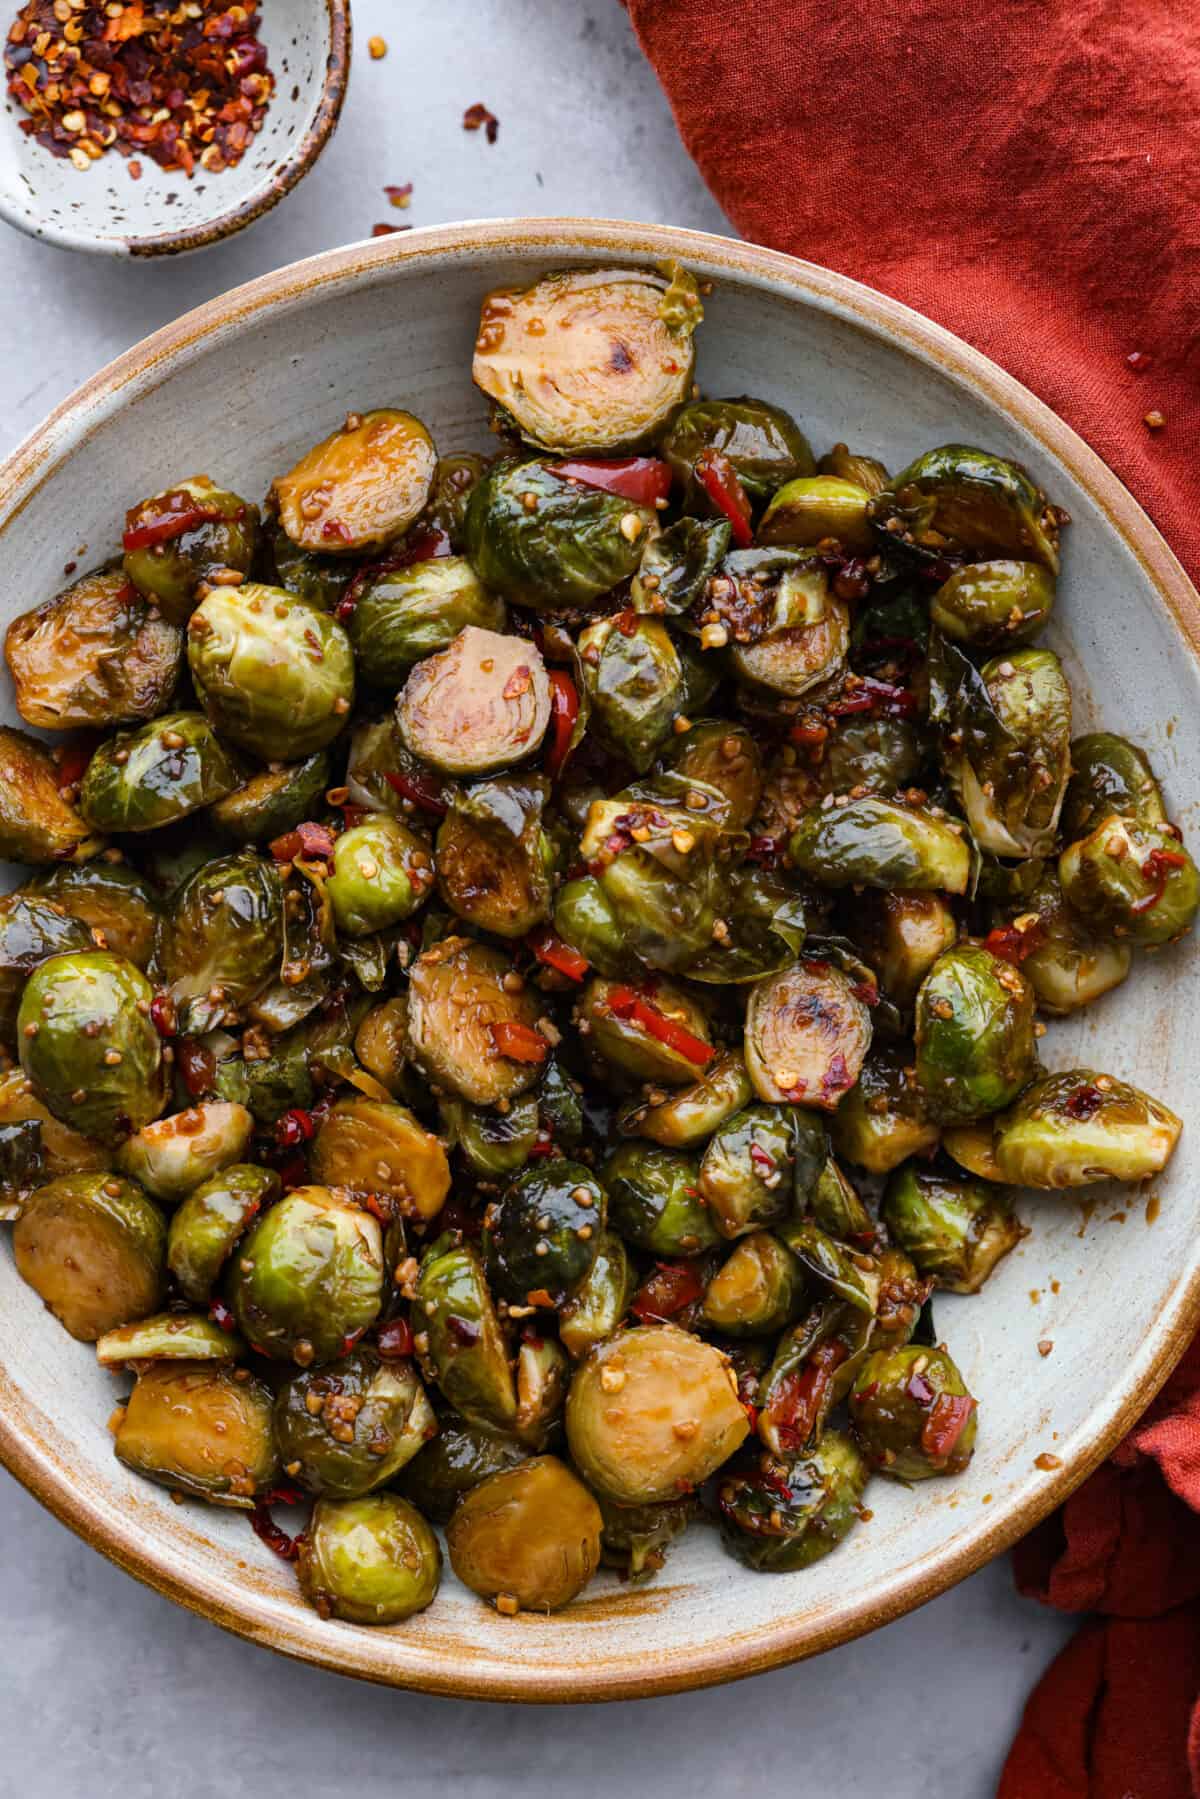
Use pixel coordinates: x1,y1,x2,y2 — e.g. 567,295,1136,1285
758,476,875,551
929,559,1055,649
405,937,548,1106
702,1231,805,1336
913,944,1036,1124
846,890,959,1010
659,719,762,831
166,1163,279,1304
818,715,925,800
661,397,814,507
415,1235,517,1431
325,814,433,937
79,711,240,833
13,1170,163,1340
872,445,1059,571
122,477,260,623
577,794,724,973
397,626,550,776
850,1344,978,1479
818,442,889,493
398,1420,530,1525
598,1492,694,1581
274,1348,436,1496
96,1308,246,1366
699,1104,814,1239
790,796,972,896
20,862,159,971
440,1091,540,1179
465,459,656,611
309,1097,449,1222
448,1454,603,1613
472,265,700,453
209,752,332,846
1061,731,1167,842
483,1160,605,1305
992,1069,1181,1188
730,587,850,699
719,1430,869,1572
18,951,166,1144
620,1048,754,1148
5,567,182,730
558,1228,635,1360
0,894,91,1043
1059,813,1200,948
552,875,627,979
631,516,731,616
580,975,715,1086
345,556,507,687
0,1067,109,1178
565,1325,748,1504
744,959,872,1109
156,851,283,1034
115,1361,277,1505
577,614,686,772
882,1164,1022,1293
225,1186,384,1367
436,775,553,937
811,1155,873,1242
829,1047,940,1173
941,1120,1003,1182
603,1141,718,1255
117,1102,253,1204
267,520,357,614
272,409,437,555
353,996,410,1099
938,644,1072,859
0,729,100,864
297,1493,441,1624
513,1334,571,1449
998,870,1132,1015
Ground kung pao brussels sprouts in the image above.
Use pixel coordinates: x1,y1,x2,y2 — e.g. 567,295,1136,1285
0,261,1188,1634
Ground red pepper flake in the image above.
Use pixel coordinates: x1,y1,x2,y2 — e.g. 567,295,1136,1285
250,1501,302,1563
269,821,336,864
377,1317,414,1358
527,925,589,982
545,669,580,781
983,918,1047,964
746,834,784,868
694,448,753,548
446,1314,481,1346
1065,1082,1104,1121
372,223,410,237
320,517,352,545
551,456,672,508
208,1298,237,1333
827,674,917,720
605,985,714,1067
615,608,639,637
527,1131,557,1160
149,992,177,1038
383,767,450,817
905,1370,936,1406
462,100,499,143
921,1392,976,1461
1131,846,1187,914
748,1142,777,1177
384,182,412,209
631,1260,705,1324
274,1107,315,1151
488,1020,550,1065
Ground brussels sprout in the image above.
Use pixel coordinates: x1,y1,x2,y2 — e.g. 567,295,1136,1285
620,1048,754,1148
850,1343,978,1479
719,1430,869,1572
552,876,628,979
603,1141,717,1255
576,614,685,773
440,1091,539,1180
435,775,553,938
418,452,489,549
759,476,875,551
20,862,159,971
872,445,1059,571
310,1098,450,1223
938,644,1072,859
399,1420,530,1524
514,1334,571,1449
846,890,960,1010
730,592,850,699
346,555,507,685
79,711,241,833
354,997,410,1099
472,265,699,453
117,1102,253,1204
187,583,355,762
297,1493,441,1624
13,1172,164,1339
598,1491,694,1581
754,1295,869,1454
406,937,548,1106
558,1228,635,1360
661,397,815,507
580,975,715,1085
565,1326,748,1504
941,1120,1003,1182
96,1310,244,1365
166,1163,279,1303
396,626,550,778
267,519,357,613
18,951,165,1144
0,895,91,1043
819,715,926,800
537,1057,584,1149
414,1234,517,1430
274,1348,436,1497
0,1068,109,1178
122,477,260,622
811,1156,873,1243
577,796,723,972
659,719,762,831
998,870,1132,1015
744,959,873,1110
914,944,1036,1124
156,852,283,1035
869,1246,932,1354
790,797,972,895
819,443,889,496
882,1164,1022,1293
702,1231,805,1335
1062,731,1167,842
829,1048,940,1173
447,1453,602,1613
209,752,332,846
0,729,100,864
5,568,182,730
1059,813,1200,947
465,459,656,611
0,1117,42,1217
322,815,431,938
484,1160,605,1304
992,1069,1181,1188
114,1361,277,1506
273,409,437,555
775,1218,878,1317
225,1186,383,1367
631,517,731,616
929,559,1056,649
698,1105,801,1239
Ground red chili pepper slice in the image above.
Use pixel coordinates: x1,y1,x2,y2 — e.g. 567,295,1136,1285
764,1340,848,1451
122,502,221,553
694,448,754,548
274,1107,315,1151
920,1391,977,1461
149,993,177,1038
377,1317,414,1358
605,985,715,1068
488,1020,550,1065
270,821,336,864
983,918,1047,965
1065,1082,1104,1121
827,675,917,720
383,768,450,817
54,741,95,790
527,925,589,982
250,1501,302,1562
1130,847,1188,914
545,669,580,781
631,1260,706,1324
788,721,830,748
551,456,672,508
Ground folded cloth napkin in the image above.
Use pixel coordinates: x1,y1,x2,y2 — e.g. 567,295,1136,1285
625,3,1200,1788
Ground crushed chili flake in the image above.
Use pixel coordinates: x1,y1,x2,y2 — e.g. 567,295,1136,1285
462,100,499,143
384,182,412,209
5,0,275,178
372,223,410,237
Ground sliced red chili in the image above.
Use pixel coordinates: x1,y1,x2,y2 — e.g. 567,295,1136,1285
383,768,450,817
765,1340,848,1451
527,925,589,982
1131,847,1188,914
250,1502,302,1563
921,1392,977,1461
983,918,1047,964
788,721,830,748
488,1020,550,1065
605,985,714,1068
54,741,95,790
552,456,672,508
694,448,753,548
208,1298,238,1333
274,1107,315,1151
631,1260,706,1324
545,669,580,781
122,502,221,553
149,993,177,1038
827,675,917,720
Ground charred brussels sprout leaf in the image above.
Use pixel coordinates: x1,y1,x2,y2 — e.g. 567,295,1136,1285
448,1454,602,1613
415,1234,517,1431
13,1171,164,1340
620,1048,754,1148
684,866,809,986
914,944,1036,1124
225,1186,384,1367
347,556,507,685
829,1047,940,1174
209,752,332,846
661,397,815,508
702,1231,805,1336
20,862,159,970
790,796,972,895
0,728,100,864
759,476,875,551
578,614,686,773
811,1156,873,1242
882,1164,1023,1293
399,1420,530,1525
166,1163,279,1303
1059,813,1199,947
297,1493,441,1625
0,895,91,1042
872,445,1059,571
310,1097,450,1222
5,567,182,730
406,936,548,1106
157,851,283,1035
464,459,654,610
122,477,260,623
484,1160,605,1304
745,959,873,1110
436,775,553,937
272,409,437,555
559,1228,635,1360
1062,731,1167,842
117,1101,253,1204
18,951,166,1144
79,711,240,833
719,1431,869,1572
397,626,550,776
992,1069,1181,1188
632,517,731,615
115,1362,277,1506
850,1344,978,1479
326,814,433,936
274,1348,436,1497
603,1141,718,1256
929,559,1055,650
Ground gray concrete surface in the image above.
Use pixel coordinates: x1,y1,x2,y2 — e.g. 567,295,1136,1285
0,3,1074,1793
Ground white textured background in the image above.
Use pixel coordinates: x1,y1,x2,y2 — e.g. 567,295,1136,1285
0,3,1073,1792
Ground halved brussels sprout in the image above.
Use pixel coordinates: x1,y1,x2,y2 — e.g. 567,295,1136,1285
347,555,507,685
397,626,550,776
565,1326,748,1504
122,477,260,623
5,568,182,730
96,1310,244,1365
79,711,241,833
620,1048,754,1148
631,517,731,616
810,1155,872,1243
699,1104,811,1239
1059,813,1200,948
484,1160,605,1304
414,1234,517,1431
418,452,489,549
0,894,92,1043
0,729,101,864
209,752,332,846
225,1186,384,1367
273,409,437,555
558,1228,635,1360
166,1164,279,1303
577,795,723,972
850,1343,978,1479
310,1097,450,1223
758,476,875,551
399,1420,530,1525
846,890,960,1009
755,1294,872,1455
464,459,655,610
20,862,159,970
156,851,283,1035
659,719,762,831
790,797,972,895
730,592,850,699
406,937,548,1106
882,1164,1022,1293
18,951,166,1144
941,1120,1003,1182
325,815,433,937
744,959,872,1109
829,1047,940,1174
553,875,628,979
115,1361,277,1506
514,1334,571,1449
274,1348,436,1497
598,1491,694,1581
660,397,814,507
580,975,715,1086
440,1091,540,1179
267,519,357,613
0,1068,109,1178
354,997,410,1099
1061,731,1166,842
187,583,355,761
872,445,1059,571
719,1430,869,1572
702,1231,805,1336
929,560,1055,649
603,1141,718,1255
939,645,1072,860
297,1493,441,1624
472,265,699,453
117,1102,253,1204
999,870,1132,1015
447,1453,602,1613
13,1172,164,1339
577,614,685,773
913,944,1036,1124
436,775,553,937
992,1069,1181,1188
819,443,889,495
818,715,925,801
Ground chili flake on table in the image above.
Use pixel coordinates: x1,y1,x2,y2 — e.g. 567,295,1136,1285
4,0,274,177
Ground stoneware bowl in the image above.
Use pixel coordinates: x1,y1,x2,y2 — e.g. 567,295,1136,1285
0,0,349,256
0,219,1197,1699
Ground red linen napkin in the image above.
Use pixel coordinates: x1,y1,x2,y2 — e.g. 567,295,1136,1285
625,4,1200,1787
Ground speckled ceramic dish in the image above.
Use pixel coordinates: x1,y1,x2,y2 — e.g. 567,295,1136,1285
0,0,348,256
0,219,1197,1698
